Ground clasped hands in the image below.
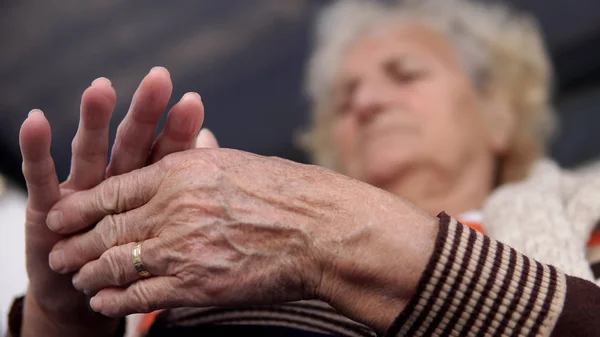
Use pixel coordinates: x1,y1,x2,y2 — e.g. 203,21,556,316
22,67,436,335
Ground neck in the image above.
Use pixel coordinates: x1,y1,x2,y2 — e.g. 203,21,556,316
377,160,495,217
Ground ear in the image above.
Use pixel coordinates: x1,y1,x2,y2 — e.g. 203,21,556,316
482,91,515,155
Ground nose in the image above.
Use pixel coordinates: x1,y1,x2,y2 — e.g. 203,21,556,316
352,80,392,124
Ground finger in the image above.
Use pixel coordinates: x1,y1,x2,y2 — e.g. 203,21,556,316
63,77,117,190
46,165,161,234
106,67,173,177
149,92,204,163
72,239,166,295
195,128,220,149
20,110,61,213
90,276,185,317
50,205,153,272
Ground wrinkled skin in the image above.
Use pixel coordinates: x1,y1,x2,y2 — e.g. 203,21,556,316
48,148,437,333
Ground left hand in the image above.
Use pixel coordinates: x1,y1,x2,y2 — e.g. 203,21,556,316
45,149,437,333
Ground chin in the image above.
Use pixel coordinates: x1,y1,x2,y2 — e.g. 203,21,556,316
361,151,415,187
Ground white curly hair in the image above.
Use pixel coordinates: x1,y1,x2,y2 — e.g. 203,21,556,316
302,0,555,185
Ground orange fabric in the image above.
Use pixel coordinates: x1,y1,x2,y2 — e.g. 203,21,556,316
588,231,600,247
461,220,600,248
460,221,485,234
139,310,161,334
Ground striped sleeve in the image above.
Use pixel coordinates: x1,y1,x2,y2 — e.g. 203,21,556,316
386,212,568,337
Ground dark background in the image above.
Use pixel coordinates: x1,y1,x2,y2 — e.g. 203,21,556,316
1,0,600,189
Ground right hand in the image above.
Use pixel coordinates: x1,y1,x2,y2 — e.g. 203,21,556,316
19,67,215,336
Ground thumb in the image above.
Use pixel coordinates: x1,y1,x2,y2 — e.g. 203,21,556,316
195,128,220,149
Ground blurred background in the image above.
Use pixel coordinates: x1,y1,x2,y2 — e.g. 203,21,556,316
1,0,600,188
1,0,600,331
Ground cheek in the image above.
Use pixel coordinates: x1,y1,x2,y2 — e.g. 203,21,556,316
419,88,490,164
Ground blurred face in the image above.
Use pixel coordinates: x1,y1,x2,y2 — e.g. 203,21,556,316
331,23,497,190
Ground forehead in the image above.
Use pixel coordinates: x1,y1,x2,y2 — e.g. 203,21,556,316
341,22,463,74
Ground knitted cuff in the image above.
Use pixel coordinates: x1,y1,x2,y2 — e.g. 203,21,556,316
386,212,566,337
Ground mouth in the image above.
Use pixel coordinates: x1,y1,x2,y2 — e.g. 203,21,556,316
362,123,416,144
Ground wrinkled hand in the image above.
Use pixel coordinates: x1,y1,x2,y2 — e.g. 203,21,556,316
46,149,436,333
47,150,328,315
20,67,208,335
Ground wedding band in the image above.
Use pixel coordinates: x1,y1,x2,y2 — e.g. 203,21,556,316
132,242,151,278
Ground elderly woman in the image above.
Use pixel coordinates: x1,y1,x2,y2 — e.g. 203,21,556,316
7,1,600,337
302,0,600,280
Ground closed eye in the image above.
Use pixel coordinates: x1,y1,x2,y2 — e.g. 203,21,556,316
384,58,427,84
334,79,358,115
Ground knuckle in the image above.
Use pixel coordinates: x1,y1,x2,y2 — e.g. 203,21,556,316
99,214,121,249
69,237,85,261
70,137,79,153
131,284,154,313
101,249,127,285
158,152,177,170
71,138,105,164
23,158,57,187
99,177,121,212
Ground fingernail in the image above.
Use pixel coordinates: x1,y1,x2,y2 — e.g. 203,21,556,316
49,250,65,272
90,296,103,312
196,129,208,143
46,209,63,232
196,128,219,149
149,66,169,76
28,109,43,117
181,92,201,102
91,77,111,87
59,187,76,197
72,273,81,290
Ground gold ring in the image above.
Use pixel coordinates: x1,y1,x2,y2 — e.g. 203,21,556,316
132,242,151,278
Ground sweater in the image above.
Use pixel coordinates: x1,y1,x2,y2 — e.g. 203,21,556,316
483,159,600,282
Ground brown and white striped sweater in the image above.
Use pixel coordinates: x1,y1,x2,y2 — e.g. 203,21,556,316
388,214,569,336
8,213,600,336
